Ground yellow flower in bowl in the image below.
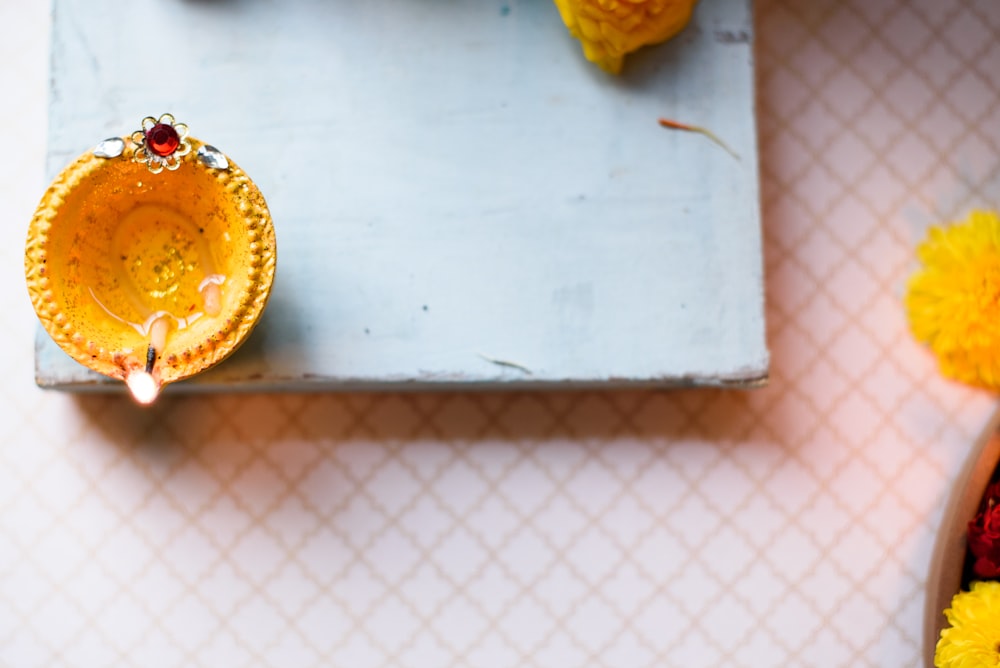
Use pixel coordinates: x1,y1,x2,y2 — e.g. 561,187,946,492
553,0,698,74
935,581,1000,667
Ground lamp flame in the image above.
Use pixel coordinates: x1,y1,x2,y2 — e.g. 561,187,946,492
126,371,160,405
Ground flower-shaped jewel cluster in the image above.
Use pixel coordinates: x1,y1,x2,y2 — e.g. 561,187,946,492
131,114,191,174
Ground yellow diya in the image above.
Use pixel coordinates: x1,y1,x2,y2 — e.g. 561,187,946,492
25,114,276,404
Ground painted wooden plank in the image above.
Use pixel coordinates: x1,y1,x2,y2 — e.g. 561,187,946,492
38,0,766,391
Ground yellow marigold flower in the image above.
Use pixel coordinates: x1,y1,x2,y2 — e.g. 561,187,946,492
553,0,697,74
906,209,1000,390
935,581,1000,667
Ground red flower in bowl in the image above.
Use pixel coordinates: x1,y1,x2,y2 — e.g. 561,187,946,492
968,481,1000,578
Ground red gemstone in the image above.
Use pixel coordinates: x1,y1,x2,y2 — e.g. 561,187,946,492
146,123,180,157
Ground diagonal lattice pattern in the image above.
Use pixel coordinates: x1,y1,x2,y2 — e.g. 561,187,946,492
3,1,1000,666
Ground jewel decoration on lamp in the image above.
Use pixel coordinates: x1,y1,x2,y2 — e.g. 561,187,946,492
130,113,192,174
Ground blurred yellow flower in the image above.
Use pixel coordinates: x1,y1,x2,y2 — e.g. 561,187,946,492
553,0,697,74
906,209,1000,390
935,581,1000,667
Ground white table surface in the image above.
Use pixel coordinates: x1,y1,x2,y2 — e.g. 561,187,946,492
3,0,1000,666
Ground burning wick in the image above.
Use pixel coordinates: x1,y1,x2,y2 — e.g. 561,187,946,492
126,344,160,405
145,344,156,373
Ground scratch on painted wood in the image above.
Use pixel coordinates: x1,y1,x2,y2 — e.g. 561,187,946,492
478,353,533,375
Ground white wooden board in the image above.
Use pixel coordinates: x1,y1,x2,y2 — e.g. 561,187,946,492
38,0,767,391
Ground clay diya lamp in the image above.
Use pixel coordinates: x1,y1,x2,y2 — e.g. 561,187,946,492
25,114,276,403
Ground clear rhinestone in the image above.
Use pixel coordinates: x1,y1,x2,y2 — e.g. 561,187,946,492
93,137,125,158
197,145,229,170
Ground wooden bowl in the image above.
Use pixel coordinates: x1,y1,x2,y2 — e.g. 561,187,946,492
923,407,1000,666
